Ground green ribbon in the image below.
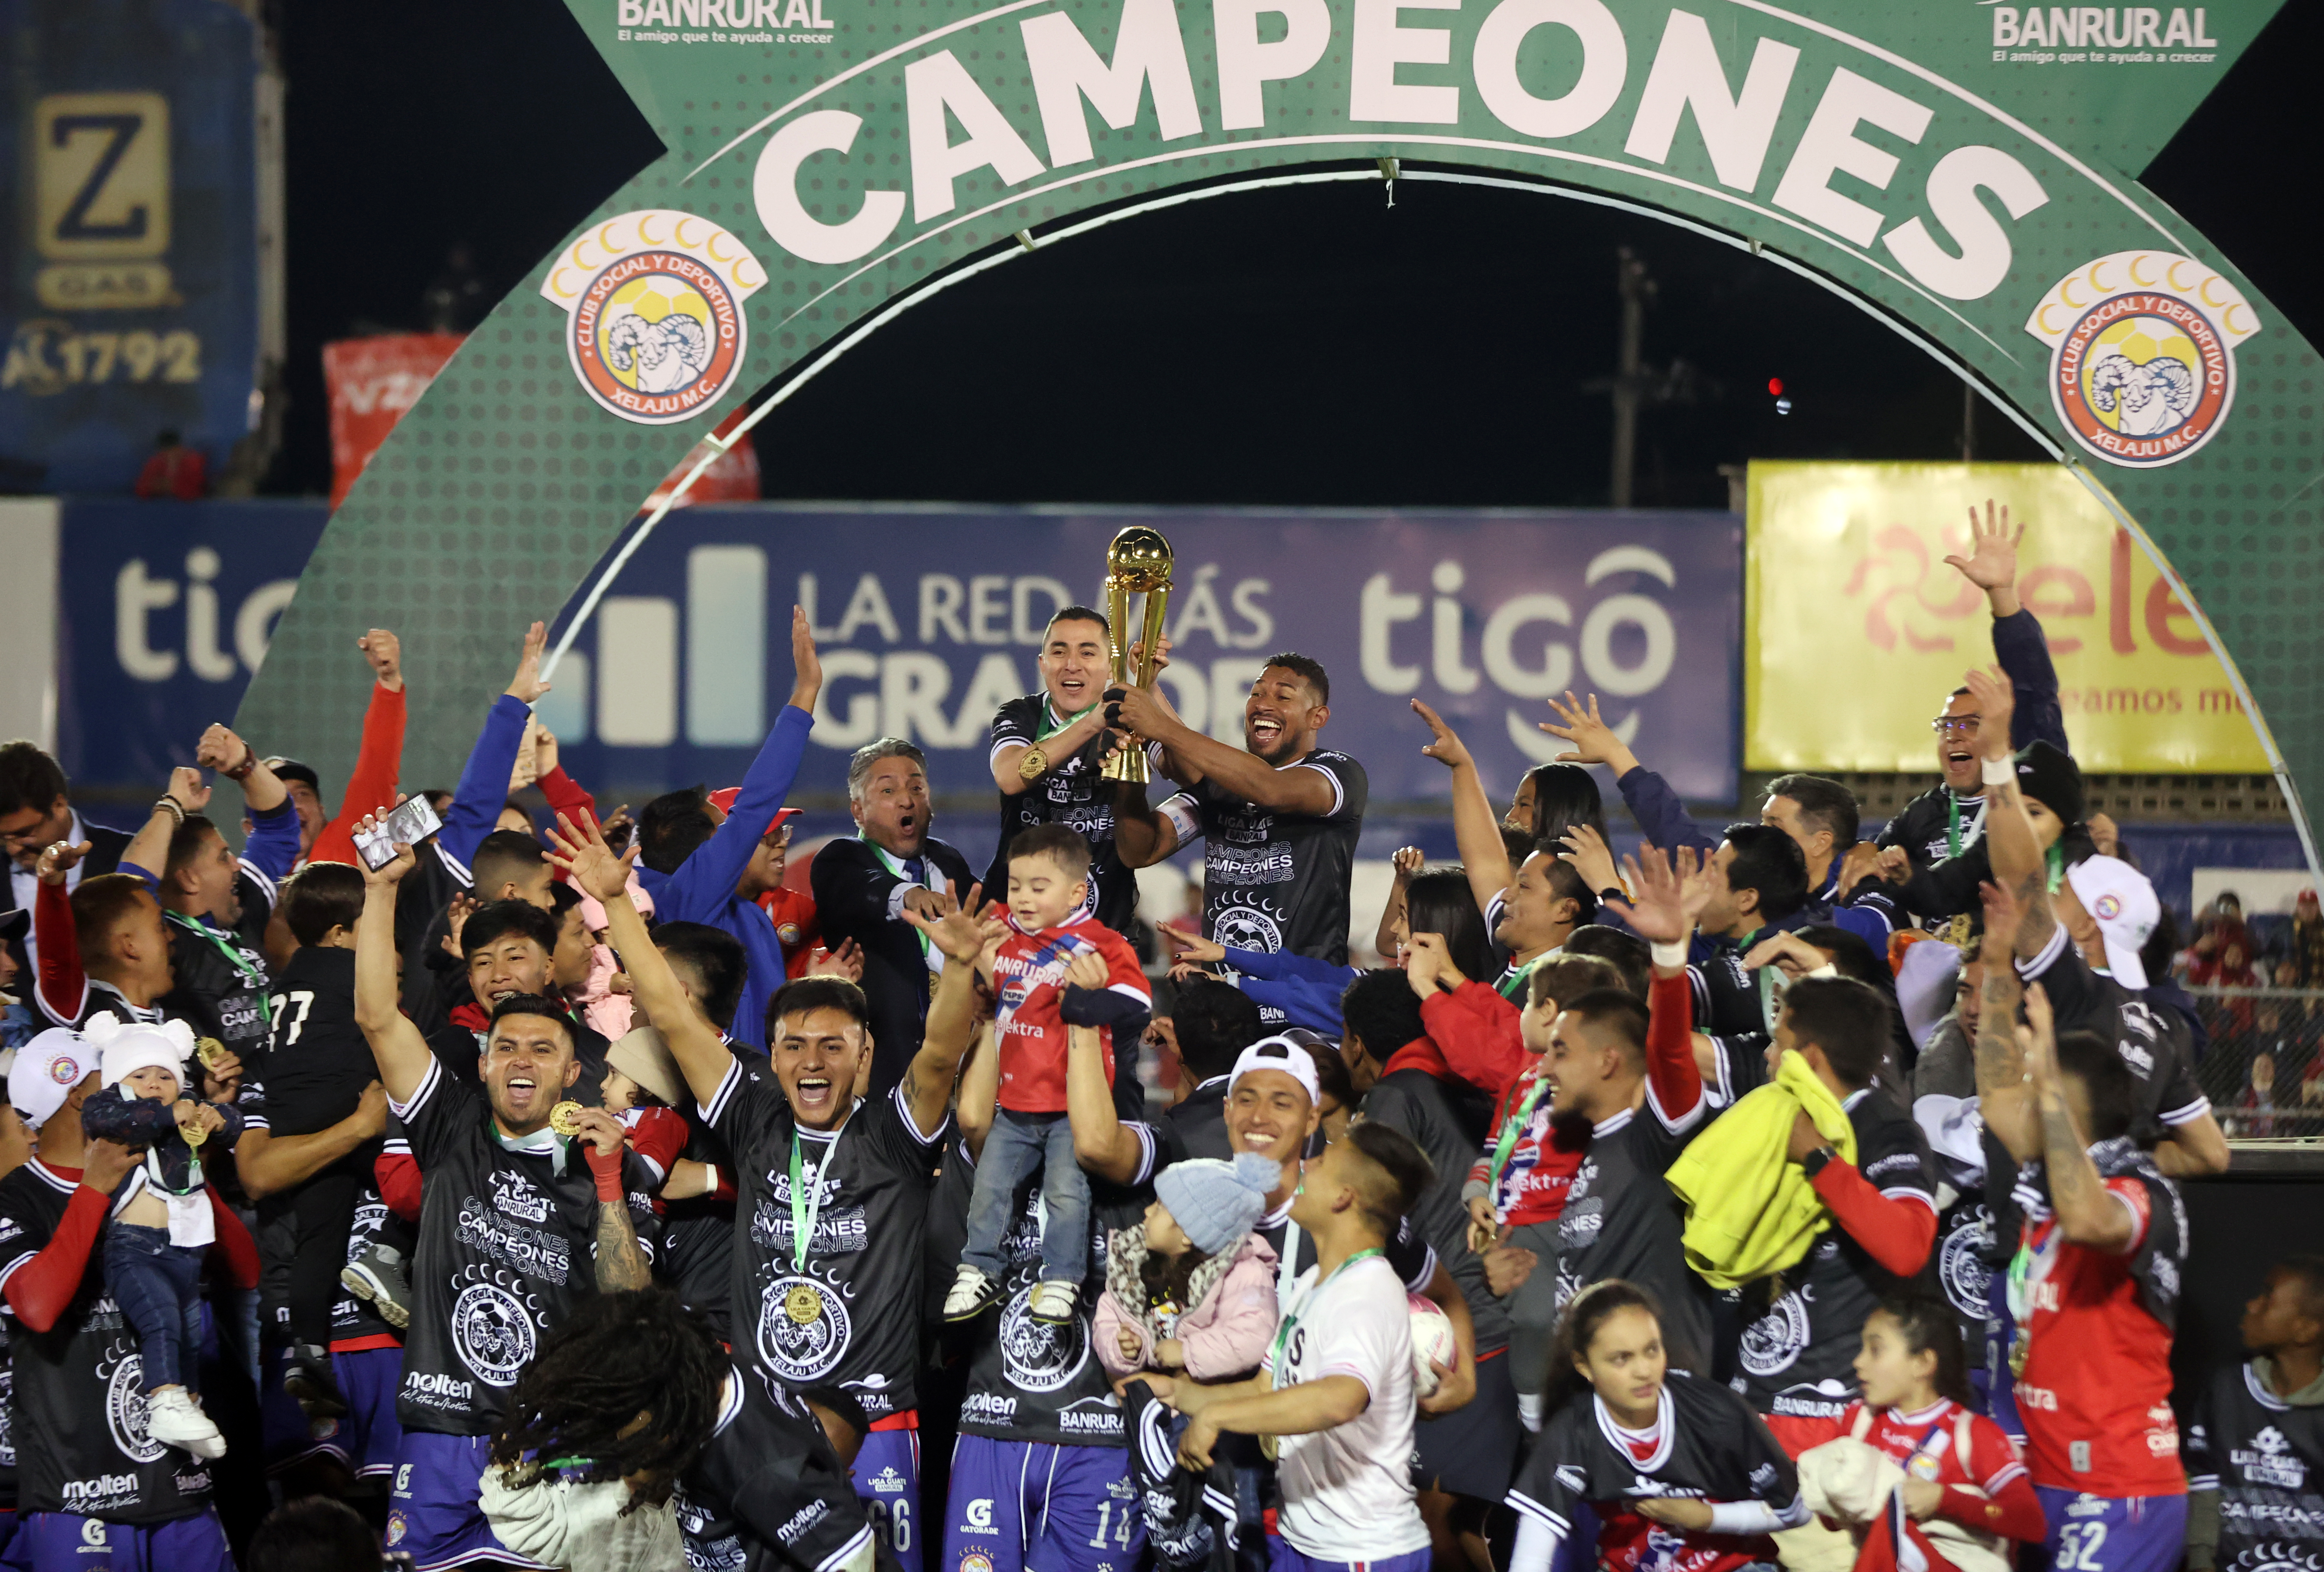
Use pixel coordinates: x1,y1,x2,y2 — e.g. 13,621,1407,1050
163,910,270,1029
786,1124,847,1269
1267,1247,1384,1390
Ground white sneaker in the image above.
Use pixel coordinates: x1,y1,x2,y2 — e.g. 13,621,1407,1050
146,1388,226,1459
1028,1281,1078,1324
943,1265,997,1322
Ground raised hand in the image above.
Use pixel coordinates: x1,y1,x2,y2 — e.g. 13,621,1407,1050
1558,823,1621,898
506,620,552,705
1943,499,2023,594
566,1105,628,1158
533,724,560,782
1539,691,1639,774
358,628,404,692
194,724,248,775
806,938,865,982
1406,931,1466,994
1391,846,1424,883
440,893,480,958
166,766,211,814
1125,633,1172,675
1411,699,1474,772
543,811,636,901
1961,666,2016,760
903,883,991,964
1601,842,1703,945
353,810,418,886
36,839,91,886
1741,930,1826,979
2018,981,2058,1088
788,605,822,712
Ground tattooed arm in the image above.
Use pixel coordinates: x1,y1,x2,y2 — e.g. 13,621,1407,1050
2021,982,2137,1252
1977,881,2038,1162
593,1196,653,1291
1962,667,2058,961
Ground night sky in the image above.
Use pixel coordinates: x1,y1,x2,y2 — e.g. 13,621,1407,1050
266,0,2324,509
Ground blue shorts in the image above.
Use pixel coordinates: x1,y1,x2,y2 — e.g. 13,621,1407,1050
2030,1488,2188,1572
1984,1271,2024,1443
856,1425,925,1572
1,1508,232,1572
259,1338,340,1475
389,1430,556,1572
1270,1544,1431,1572
331,1345,406,1478
944,1435,1146,1572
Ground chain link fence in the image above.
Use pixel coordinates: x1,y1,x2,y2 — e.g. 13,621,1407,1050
2187,986,2324,1138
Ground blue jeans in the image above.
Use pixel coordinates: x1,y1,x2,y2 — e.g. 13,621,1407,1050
104,1222,206,1394
963,1109,1088,1285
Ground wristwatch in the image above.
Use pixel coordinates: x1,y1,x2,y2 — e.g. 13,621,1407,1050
1017,745,1049,783
1597,886,1624,906
1800,1146,1839,1179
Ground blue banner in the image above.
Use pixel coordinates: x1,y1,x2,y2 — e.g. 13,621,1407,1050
56,498,321,789
0,0,263,491
528,506,1743,807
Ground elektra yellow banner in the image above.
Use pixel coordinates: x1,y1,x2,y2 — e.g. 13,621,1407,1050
1746,462,2267,774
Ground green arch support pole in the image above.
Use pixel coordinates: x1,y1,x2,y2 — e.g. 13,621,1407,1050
235,0,2321,870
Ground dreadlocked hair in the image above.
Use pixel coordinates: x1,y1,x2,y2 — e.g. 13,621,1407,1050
487,1287,727,1511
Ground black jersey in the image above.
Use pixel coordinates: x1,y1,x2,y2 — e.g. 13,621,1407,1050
0,1159,217,1523
2018,926,2210,1143
1556,1098,1713,1375
1689,947,1774,1042
1157,749,1366,966
160,905,274,1057
260,945,375,1135
1735,1090,1937,1422
1362,1065,1512,1354
0,1305,14,1513
1931,1193,1996,1354
390,1056,647,1436
1878,786,1989,873
1701,1034,1772,1110
2186,1360,2324,1572
702,1058,944,1419
940,1124,1156,1448
988,693,1138,932
1507,1371,1802,1572
673,1363,878,1572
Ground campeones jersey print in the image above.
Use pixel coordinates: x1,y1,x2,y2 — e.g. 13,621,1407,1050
390,1057,648,1436
0,1160,216,1524
1157,750,1366,965
2185,1361,2324,1572
989,694,1139,933
701,1060,943,1419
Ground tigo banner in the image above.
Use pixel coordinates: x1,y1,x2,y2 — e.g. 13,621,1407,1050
1745,461,2268,775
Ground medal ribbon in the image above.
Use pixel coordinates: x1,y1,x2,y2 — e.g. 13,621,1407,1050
787,1121,849,1270
164,911,271,1029
1267,1247,1383,1390
1036,696,1101,744
1484,1074,1550,1204
1946,794,1962,860
859,833,945,965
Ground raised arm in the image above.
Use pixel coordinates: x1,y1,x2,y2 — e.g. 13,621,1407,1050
1962,667,2055,960
899,891,998,1137
1110,683,1338,816
1414,700,1518,915
312,630,409,867
545,811,731,1110
1545,692,1716,860
2021,983,2137,1252
32,840,90,1025
351,819,436,1104
439,621,549,873
1973,885,2036,1163
1944,502,2067,753
120,768,209,890
1109,778,1186,870
1604,843,1711,1128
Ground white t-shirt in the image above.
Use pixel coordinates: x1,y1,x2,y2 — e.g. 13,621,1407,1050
1269,1252,1429,1560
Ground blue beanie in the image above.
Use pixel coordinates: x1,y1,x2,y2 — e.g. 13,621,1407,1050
1154,1151,1278,1257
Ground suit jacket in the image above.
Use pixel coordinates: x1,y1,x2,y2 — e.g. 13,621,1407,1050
2,814,131,967
808,833,975,1096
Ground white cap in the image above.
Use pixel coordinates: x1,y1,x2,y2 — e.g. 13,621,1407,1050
1227,1036,1321,1108
2064,855,2161,991
84,1012,196,1094
8,1027,100,1131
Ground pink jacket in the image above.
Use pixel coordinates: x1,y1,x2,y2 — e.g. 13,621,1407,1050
570,879,655,1040
1096,1231,1280,1382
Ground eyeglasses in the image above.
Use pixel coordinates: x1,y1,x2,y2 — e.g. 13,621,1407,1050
1930,715,1982,736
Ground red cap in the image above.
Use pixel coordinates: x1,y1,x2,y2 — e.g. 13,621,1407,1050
707,790,800,839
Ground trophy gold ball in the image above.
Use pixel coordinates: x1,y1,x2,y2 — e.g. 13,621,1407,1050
1101,525,1174,783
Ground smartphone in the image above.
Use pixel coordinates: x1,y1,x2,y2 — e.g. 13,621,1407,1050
353,795,445,870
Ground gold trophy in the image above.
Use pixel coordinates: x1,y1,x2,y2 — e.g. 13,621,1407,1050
1100,526,1174,783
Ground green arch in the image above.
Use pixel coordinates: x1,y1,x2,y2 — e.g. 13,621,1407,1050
237,0,2320,865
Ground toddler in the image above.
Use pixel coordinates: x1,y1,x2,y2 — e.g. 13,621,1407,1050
79,1013,245,1459
597,1024,696,1216
943,825,1149,1325
1096,1152,1281,1381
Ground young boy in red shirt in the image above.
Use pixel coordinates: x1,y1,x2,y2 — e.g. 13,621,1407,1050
941,824,1149,1324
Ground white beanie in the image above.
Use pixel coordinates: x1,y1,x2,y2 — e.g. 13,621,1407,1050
7,1027,99,1131
83,1013,197,1094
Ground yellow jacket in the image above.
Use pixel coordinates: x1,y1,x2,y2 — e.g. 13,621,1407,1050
1664,1053,1856,1290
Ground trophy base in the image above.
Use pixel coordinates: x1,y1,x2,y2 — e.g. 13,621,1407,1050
1100,749,1150,785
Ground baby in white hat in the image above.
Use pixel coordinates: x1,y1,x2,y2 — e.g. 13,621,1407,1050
77,1013,245,1460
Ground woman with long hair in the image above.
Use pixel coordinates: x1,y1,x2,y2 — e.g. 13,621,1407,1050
1506,1281,1808,1572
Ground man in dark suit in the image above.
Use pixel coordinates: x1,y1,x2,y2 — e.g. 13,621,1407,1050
0,739,132,975
809,737,975,1096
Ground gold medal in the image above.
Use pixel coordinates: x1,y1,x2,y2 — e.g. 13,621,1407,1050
1017,745,1049,783
195,1037,228,1072
2008,1328,2030,1378
182,1120,208,1148
784,1284,823,1324
548,1101,586,1137
1259,1435,1279,1462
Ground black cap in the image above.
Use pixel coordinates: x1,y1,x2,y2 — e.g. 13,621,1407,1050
2012,740,2083,828
263,757,321,793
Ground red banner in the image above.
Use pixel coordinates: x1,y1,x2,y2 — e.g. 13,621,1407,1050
322,333,465,509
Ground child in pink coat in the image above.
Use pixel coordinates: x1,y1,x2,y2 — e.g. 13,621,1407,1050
1097,1151,1281,1382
